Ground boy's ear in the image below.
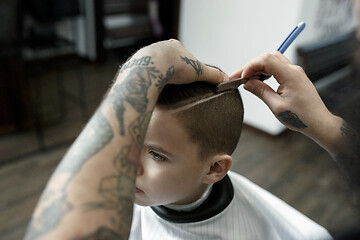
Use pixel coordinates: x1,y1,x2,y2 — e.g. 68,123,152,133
203,154,232,184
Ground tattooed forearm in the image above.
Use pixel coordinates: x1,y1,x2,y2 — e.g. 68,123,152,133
86,173,135,211
277,110,307,129
129,112,152,148
88,144,138,211
84,143,138,235
83,110,152,233
108,66,159,135
25,111,114,239
181,56,204,76
120,56,153,73
25,194,72,240
155,66,175,93
58,110,114,173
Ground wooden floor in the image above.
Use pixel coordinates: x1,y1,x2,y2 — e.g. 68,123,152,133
1,47,360,240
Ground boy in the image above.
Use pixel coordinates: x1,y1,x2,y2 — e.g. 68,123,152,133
129,82,332,239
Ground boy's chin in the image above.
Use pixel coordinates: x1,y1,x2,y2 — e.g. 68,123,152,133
135,202,167,208
134,198,155,207
134,202,150,207
134,198,168,207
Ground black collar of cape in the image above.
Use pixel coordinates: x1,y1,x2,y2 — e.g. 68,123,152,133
151,174,234,223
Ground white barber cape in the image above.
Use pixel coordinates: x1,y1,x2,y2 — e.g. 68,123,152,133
129,171,332,240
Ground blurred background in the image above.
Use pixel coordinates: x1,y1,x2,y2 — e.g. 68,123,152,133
0,0,360,239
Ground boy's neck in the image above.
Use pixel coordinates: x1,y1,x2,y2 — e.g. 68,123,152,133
151,174,234,223
164,184,213,212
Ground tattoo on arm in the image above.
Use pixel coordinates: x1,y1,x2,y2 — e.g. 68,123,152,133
155,66,175,93
180,56,204,76
120,56,153,73
83,143,137,235
61,64,164,236
277,110,307,129
25,111,114,239
58,110,114,173
129,112,152,148
108,65,159,135
83,116,150,235
109,60,176,135
205,64,224,73
25,193,73,240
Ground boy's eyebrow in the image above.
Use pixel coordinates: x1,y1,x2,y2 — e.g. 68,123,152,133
144,143,173,157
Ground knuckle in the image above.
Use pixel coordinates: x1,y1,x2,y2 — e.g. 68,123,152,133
262,52,274,63
293,65,305,73
272,51,282,57
258,86,265,98
254,84,266,99
168,38,182,46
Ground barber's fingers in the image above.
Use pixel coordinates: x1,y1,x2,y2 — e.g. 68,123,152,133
243,53,299,85
244,79,282,111
273,51,292,64
229,65,245,79
229,52,290,79
198,64,229,84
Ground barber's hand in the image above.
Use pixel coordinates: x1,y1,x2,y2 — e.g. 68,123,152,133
230,52,342,148
133,39,228,86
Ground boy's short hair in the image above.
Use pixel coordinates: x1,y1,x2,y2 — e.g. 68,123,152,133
156,82,244,159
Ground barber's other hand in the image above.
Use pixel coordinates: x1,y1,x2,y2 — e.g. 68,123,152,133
230,52,342,147
133,39,228,86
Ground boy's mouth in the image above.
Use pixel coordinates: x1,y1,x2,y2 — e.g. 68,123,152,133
136,187,144,193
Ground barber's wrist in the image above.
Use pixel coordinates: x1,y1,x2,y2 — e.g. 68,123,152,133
305,113,343,156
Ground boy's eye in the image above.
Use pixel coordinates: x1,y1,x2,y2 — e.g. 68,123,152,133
148,150,167,162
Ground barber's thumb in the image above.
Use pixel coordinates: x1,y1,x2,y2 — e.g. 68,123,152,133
244,80,277,106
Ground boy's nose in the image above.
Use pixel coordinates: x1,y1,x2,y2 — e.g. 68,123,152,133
137,164,144,176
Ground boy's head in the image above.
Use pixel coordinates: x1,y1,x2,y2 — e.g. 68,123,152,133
157,82,244,159
135,82,244,207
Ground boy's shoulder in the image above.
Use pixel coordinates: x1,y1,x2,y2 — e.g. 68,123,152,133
228,171,332,239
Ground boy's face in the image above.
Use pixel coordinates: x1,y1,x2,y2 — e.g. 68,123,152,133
135,107,211,206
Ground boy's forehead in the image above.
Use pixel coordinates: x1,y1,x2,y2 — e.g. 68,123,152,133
149,107,184,133
148,107,213,162
147,108,199,153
